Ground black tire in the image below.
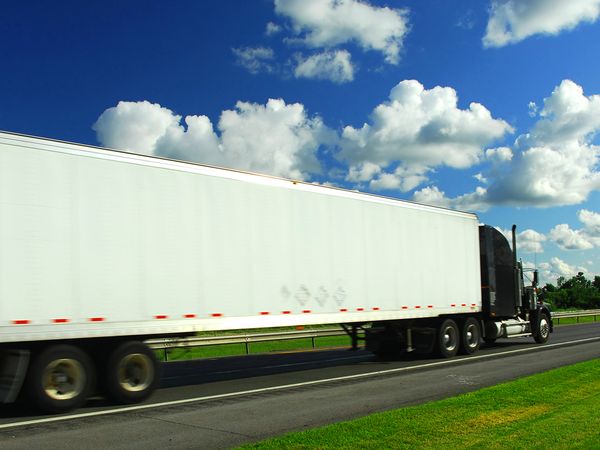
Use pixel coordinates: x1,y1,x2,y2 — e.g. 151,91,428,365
459,317,481,355
483,337,497,345
533,312,551,344
24,344,94,414
102,341,160,404
437,319,459,358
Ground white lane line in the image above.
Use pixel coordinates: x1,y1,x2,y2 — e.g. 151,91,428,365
1,336,599,430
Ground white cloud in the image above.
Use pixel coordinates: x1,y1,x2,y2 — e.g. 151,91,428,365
338,80,512,192
549,224,594,250
274,0,409,64
433,80,600,210
484,0,600,48
538,257,588,283
93,99,335,180
265,22,282,36
412,185,490,212
232,46,276,74
495,227,547,253
549,209,600,250
294,50,354,83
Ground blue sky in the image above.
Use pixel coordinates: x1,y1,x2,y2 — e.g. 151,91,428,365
1,0,600,284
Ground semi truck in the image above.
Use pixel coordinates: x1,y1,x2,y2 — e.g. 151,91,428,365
0,131,552,413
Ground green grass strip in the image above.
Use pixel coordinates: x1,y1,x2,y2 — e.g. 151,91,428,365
241,358,600,449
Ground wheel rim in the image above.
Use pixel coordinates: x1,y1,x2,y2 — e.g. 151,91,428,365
539,318,550,339
42,358,86,401
465,323,479,349
443,326,458,352
118,353,154,392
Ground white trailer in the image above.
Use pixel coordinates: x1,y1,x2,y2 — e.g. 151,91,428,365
0,131,552,413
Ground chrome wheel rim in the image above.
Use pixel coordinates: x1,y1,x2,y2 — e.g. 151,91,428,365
118,353,154,392
443,326,457,352
539,318,550,339
43,358,85,400
465,323,479,348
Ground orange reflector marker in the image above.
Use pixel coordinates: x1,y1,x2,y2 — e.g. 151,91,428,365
427,305,433,309
415,306,421,309
302,310,311,314
461,303,467,307
211,313,223,317
88,317,105,322
372,307,380,311
401,306,408,310
260,311,270,315
183,314,196,319
154,315,168,320
471,303,477,307
356,307,364,311
451,304,456,307
340,308,348,312
282,310,292,314
52,318,69,323
12,320,30,325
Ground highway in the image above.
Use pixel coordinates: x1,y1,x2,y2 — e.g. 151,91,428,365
1,323,599,449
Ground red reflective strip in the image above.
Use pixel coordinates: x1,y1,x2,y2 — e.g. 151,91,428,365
356,308,364,311
211,313,223,317
451,304,456,307
340,308,348,312
427,305,433,309
12,320,30,325
184,314,196,319
461,303,467,307
154,315,168,320
88,317,105,322
414,306,421,309
52,318,69,323
260,311,270,315
372,307,380,311
401,306,408,310
282,310,292,314
471,303,477,307
302,310,311,314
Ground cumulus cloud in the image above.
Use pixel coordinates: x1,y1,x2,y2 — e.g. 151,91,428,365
274,0,409,64
232,46,276,74
412,185,490,212
338,80,512,192
495,227,547,253
429,80,600,210
294,50,354,83
265,22,282,36
538,257,589,283
549,209,600,250
93,99,335,180
484,0,600,48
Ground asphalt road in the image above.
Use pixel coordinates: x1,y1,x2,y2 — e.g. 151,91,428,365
1,323,599,449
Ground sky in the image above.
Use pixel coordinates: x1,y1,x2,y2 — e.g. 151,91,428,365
1,0,600,284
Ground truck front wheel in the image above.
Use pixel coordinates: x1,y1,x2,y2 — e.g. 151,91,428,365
24,344,94,413
533,313,550,344
102,341,160,404
437,319,459,358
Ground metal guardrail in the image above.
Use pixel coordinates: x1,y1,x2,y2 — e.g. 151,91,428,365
552,309,600,325
147,310,599,360
147,328,350,361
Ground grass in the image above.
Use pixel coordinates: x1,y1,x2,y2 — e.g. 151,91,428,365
240,358,600,449
553,315,598,326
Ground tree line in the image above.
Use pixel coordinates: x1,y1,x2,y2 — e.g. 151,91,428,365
542,272,600,310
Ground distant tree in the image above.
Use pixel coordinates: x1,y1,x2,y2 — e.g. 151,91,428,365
543,273,600,310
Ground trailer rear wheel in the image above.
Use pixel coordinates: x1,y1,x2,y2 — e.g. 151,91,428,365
459,318,481,355
437,319,459,358
103,341,160,404
533,313,550,344
24,344,94,413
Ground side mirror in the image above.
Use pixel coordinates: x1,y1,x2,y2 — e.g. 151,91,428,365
533,270,539,287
